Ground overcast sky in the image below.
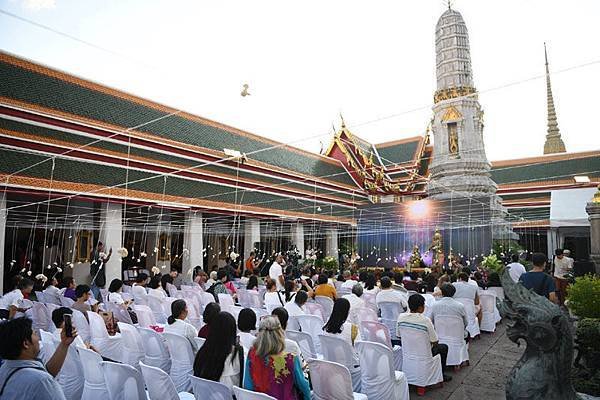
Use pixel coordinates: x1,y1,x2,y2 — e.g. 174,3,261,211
1,0,599,163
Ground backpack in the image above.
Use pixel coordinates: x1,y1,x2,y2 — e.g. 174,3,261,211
206,282,223,302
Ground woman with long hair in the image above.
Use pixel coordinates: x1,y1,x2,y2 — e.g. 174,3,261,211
160,274,173,294
323,297,361,363
193,312,243,389
164,299,199,352
363,273,379,294
244,316,310,399
246,275,259,291
198,302,221,338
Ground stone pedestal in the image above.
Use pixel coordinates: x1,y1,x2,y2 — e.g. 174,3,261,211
182,211,203,283
585,200,600,274
100,203,123,285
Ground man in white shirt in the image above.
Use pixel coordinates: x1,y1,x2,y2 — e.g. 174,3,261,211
376,277,407,311
396,294,451,382
340,270,358,290
43,277,62,305
506,254,526,282
269,254,285,291
553,248,572,305
131,273,149,301
453,272,481,323
342,283,365,324
429,283,468,337
0,278,33,320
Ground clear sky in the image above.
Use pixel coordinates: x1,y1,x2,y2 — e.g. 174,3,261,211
1,0,599,163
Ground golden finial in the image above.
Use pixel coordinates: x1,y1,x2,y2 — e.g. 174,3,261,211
340,113,346,128
593,184,600,203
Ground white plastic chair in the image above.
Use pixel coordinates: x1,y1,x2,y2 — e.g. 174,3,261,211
163,297,179,316
227,305,244,321
51,337,84,400
78,347,109,400
106,302,134,325
117,322,146,368
233,386,277,400
296,314,324,354
356,306,378,324
397,324,443,388
137,327,171,372
189,375,232,400
479,293,497,332
361,292,376,307
487,286,504,300
308,358,368,400
355,341,409,400
434,314,469,366
200,292,216,308
217,293,235,310
134,304,158,328
140,361,195,400
245,290,263,309
87,311,123,362
378,301,402,320
454,298,481,338
101,361,148,400
286,330,318,360
314,296,334,320
146,296,168,324
166,283,179,297
163,332,195,392
35,291,46,303
360,320,403,371
318,334,361,392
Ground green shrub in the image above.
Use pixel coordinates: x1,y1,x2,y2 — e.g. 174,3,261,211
481,254,504,274
573,318,600,396
567,275,600,319
321,256,338,272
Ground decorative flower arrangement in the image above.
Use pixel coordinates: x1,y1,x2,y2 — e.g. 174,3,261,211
229,251,239,261
35,273,48,283
117,247,128,258
481,253,503,273
322,256,339,271
151,266,160,275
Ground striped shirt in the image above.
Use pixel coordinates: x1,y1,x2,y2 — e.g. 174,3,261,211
396,312,438,343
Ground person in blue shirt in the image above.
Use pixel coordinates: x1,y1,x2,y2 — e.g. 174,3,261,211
518,252,558,304
0,317,77,400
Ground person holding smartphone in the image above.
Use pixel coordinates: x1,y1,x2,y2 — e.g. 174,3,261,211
0,278,34,320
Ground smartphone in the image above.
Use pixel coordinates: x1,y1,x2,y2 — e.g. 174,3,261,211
64,313,73,338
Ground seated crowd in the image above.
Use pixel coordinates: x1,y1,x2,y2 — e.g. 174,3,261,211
0,250,556,399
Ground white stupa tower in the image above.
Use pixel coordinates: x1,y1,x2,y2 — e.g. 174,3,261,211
426,7,497,199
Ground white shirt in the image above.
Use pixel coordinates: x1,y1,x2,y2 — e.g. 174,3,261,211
107,292,125,305
164,318,199,352
284,301,305,330
342,294,365,324
219,350,241,390
238,332,256,352
341,279,358,290
269,262,284,291
453,281,478,301
467,278,478,288
429,297,468,329
0,289,24,310
43,285,61,304
507,262,526,282
376,289,407,310
148,287,167,300
554,256,572,278
264,291,285,309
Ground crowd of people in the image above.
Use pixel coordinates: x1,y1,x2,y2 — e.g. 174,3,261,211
0,245,577,399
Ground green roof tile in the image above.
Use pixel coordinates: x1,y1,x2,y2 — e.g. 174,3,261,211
375,139,420,166
491,156,600,185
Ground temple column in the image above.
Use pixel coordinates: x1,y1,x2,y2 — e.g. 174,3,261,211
244,218,261,261
291,222,305,257
182,211,203,283
100,203,123,285
326,228,339,260
585,188,600,274
0,193,6,295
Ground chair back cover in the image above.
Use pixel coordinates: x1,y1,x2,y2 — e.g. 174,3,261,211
31,302,51,333
479,292,497,332
487,286,504,300
308,358,357,400
117,322,146,368
296,314,324,354
106,302,134,325
233,386,277,400
133,304,156,327
361,292,376,306
51,337,84,400
137,327,171,372
378,301,402,321
166,282,179,297
87,311,123,362
140,361,181,400
146,295,168,324
78,347,109,400
70,309,91,343
302,302,325,322
318,334,361,392
397,325,443,387
101,361,147,400
454,297,481,338
200,293,216,308
217,293,235,309
162,297,178,315
163,332,194,392
356,306,378,324
35,291,46,302
59,296,75,307
246,290,263,308
355,340,409,400
286,330,317,359
189,375,232,400
314,296,334,320
360,320,393,348
236,288,249,307
122,285,132,293
433,314,469,366
238,332,256,351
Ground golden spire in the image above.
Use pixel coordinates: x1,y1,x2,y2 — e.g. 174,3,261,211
543,43,567,155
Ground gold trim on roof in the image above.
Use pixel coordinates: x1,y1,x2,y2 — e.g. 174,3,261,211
441,106,462,122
